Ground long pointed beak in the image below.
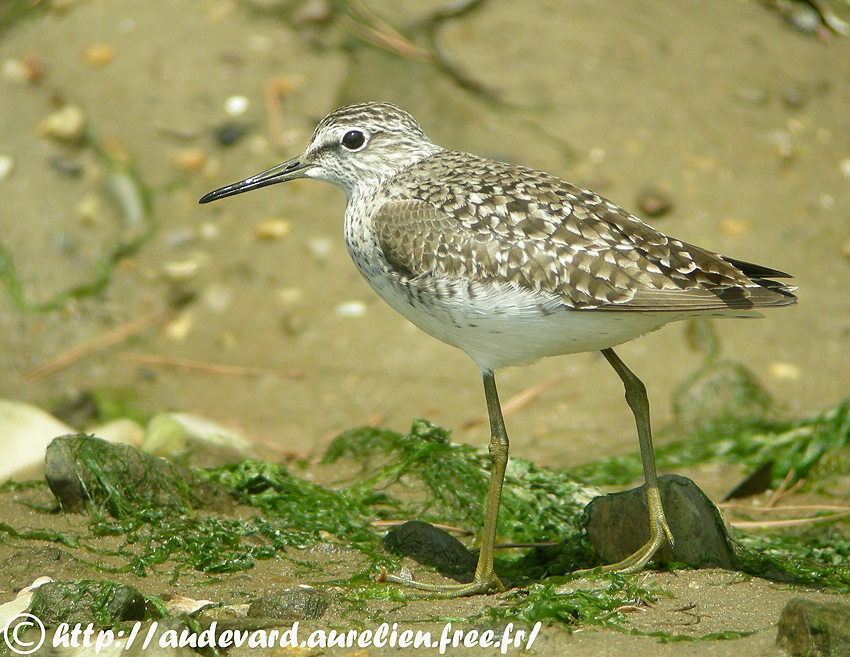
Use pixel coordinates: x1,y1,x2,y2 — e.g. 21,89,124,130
198,155,309,204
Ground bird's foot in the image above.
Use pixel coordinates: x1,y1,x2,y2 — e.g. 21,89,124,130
383,568,505,597
580,511,674,575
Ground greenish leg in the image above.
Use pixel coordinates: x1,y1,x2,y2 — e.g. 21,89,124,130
386,370,506,596
595,347,674,573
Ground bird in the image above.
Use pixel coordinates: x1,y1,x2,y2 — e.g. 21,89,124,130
200,101,796,596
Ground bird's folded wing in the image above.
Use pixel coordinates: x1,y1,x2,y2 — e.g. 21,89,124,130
374,197,796,312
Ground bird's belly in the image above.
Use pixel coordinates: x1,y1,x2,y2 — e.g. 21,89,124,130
361,272,680,372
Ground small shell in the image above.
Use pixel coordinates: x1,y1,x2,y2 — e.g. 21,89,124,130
82,43,116,67
254,218,292,241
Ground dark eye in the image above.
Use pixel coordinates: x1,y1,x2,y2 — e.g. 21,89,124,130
341,130,366,150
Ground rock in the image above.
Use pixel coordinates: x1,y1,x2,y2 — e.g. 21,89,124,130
335,300,367,318
142,412,255,467
44,434,232,515
216,121,248,146
672,359,772,430
383,520,477,577
75,192,107,227
88,418,145,447
254,218,292,241
777,598,850,657
247,587,331,621
768,361,802,382
162,254,206,281
1,57,44,84
0,399,74,480
29,580,146,627
173,147,207,172
82,43,116,67
582,474,733,569
0,154,14,181
38,104,87,144
307,236,333,261
223,95,249,116
719,217,751,238
636,186,673,218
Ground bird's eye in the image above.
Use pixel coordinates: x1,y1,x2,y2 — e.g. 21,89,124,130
341,130,366,150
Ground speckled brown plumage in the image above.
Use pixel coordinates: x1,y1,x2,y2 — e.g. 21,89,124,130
374,150,794,312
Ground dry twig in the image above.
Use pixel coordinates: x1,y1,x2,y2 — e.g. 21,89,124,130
119,353,303,379
462,376,565,429
26,310,168,382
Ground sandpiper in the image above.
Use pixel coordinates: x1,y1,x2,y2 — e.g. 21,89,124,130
200,102,796,596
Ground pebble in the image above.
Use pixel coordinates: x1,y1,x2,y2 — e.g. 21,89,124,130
49,155,83,178
82,43,116,67
734,86,769,106
0,155,13,181
588,147,606,164
1,57,43,84
201,284,233,313
164,228,195,248
162,254,206,281
216,121,248,146
199,221,219,241
291,0,332,25
106,171,145,227
74,193,106,227
173,147,207,172
719,217,751,238
102,135,135,165
781,84,808,109
768,361,801,381
255,218,292,241
164,311,195,342
223,95,249,116
839,158,850,180
38,104,86,143
842,239,850,261
278,287,303,305
769,130,795,160
307,236,333,261
335,300,366,318
637,185,673,218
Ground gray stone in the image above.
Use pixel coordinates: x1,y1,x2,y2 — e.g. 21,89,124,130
582,474,733,568
29,580,146,627
383,520,477,576
247,587,331,621
44,434,232,515
778,598,850,657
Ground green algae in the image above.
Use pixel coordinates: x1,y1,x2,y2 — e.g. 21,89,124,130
1,391,848,630
0,125,157,313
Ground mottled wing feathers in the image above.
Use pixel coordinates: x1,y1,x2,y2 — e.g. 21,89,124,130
374,151,796,312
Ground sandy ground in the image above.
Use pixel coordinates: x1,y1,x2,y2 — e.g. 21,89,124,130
1,0,849,654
